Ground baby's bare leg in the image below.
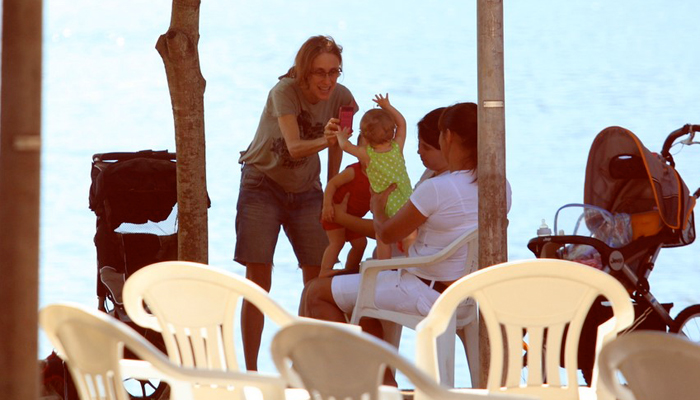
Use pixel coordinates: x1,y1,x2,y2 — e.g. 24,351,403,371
320,228,346,273
345,236,368,272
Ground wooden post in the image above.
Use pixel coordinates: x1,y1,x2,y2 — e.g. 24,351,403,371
477,0,507,388
157,0,209,263
0,0,43,398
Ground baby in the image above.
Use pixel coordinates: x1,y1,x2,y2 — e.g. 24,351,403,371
319,134,371,277
335,93,412,259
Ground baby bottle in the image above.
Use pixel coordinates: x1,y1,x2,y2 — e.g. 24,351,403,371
537,219,552,237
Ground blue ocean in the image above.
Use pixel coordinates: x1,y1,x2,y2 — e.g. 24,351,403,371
40,0,700,388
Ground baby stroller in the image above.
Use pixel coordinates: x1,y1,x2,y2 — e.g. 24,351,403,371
89,150,178,313
42,150,178,400
89,149,179,399
527,124,700,383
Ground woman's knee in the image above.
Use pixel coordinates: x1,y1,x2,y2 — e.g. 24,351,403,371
304,278,335,314
304,278,323,306
245,263,273,290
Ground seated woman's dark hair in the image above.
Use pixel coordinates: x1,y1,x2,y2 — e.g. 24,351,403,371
417,106,446,149
438,102,478,171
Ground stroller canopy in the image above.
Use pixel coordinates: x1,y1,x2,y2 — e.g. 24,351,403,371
89,156,177,229
584,126,695,231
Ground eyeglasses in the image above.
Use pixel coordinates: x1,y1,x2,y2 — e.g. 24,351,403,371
310,68,342,80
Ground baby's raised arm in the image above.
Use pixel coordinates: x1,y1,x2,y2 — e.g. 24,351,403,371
373,93,407,152
336,127,370,165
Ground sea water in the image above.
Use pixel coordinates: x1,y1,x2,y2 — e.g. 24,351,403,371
40,0,700,388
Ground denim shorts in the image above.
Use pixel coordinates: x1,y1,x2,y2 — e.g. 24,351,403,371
234,164,328,266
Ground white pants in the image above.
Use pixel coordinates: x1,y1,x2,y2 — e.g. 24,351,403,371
332,269,475,325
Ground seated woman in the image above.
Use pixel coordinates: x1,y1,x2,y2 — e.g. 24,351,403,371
302,102,512,337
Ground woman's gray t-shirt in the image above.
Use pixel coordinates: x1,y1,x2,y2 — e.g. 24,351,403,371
239,77,356,193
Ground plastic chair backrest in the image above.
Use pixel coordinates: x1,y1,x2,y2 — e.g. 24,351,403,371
271,321,532,400
123,261,296,371
599,331,700,400
352,230,479,329
416,259,634,400
349,229,480,386
41,303,143,400
39,302,287,400
351,228,478,328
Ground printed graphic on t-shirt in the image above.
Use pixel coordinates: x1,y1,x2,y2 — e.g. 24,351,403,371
297,110,324,140
271,110,324,169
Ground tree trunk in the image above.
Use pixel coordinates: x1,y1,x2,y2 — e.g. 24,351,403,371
0,0,42,398
477,0,507,388
157,0,208,263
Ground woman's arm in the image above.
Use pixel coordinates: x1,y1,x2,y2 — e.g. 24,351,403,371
371,185,427,243
278,114,333,159
332,193,376,239
322,167,355,222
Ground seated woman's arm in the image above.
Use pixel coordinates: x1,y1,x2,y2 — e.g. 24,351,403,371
371,185,427,243
332,193,376,239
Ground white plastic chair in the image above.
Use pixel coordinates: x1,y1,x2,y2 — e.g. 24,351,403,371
123,260,352,399
123,261,296,371
416,259,635,400
599,330,700,400
271,320,537,400
349,228,480,386
39,302,289,400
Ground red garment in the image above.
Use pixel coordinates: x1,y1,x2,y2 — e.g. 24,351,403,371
322,162,370,241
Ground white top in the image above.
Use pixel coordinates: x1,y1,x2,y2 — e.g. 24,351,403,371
414,168,448,188
408,170,512,281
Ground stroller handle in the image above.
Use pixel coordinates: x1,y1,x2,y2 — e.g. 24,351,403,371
92,149,176,163
660,124,700,167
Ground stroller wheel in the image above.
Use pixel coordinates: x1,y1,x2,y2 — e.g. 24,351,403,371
672,304,700,343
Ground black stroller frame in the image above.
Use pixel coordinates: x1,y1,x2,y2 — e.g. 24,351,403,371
527,124,700,383
88,149,179,400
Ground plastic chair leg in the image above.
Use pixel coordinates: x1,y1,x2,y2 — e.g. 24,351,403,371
382,321,403,349
436,317,456,386
459,317,480,387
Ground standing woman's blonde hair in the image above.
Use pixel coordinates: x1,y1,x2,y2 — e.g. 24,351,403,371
279,35,343,87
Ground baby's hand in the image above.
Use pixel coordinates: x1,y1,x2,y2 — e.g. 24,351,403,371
372,93,391,109
335,126,352,141
322,204,334,222
332,193,350,218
